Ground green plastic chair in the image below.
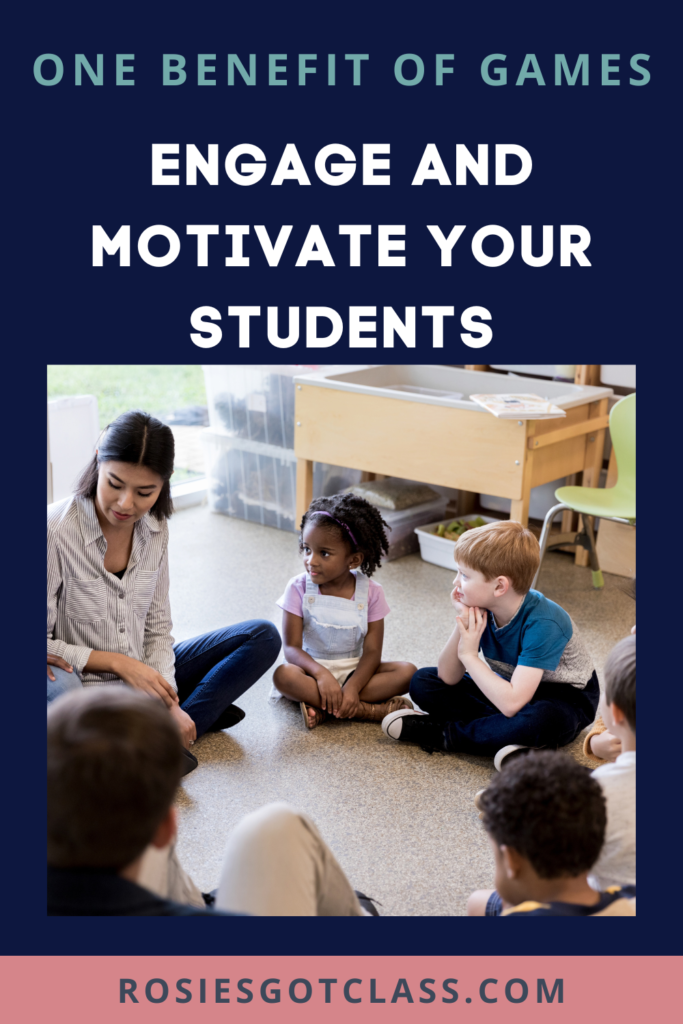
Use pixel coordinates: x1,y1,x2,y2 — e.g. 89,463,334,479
532,393,635,590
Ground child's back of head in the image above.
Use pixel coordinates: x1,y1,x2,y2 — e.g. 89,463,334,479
480,750,606,882
588,633,636,891
47,687,183,870
452,519,540,594
604,633,636,734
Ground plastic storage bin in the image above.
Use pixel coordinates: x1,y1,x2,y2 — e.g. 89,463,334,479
480,479,565,521
415,515,498,570
203,366,318,449
380,496,449,561
203,430,362,532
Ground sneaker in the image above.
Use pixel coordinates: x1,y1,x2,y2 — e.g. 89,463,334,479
355,890,381,916
381,709,447,752
474,788,487,820
493,744,530,772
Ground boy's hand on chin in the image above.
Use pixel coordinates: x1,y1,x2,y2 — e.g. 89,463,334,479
456,606,487,660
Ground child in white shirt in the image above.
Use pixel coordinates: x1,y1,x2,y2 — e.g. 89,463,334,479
588,634,636,891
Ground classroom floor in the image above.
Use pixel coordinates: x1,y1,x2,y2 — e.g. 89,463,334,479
168,505,634,917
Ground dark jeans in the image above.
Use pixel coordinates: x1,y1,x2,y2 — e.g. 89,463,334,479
175,620,281,737
409,666,600,755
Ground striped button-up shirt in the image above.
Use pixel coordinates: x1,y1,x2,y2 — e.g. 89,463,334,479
47,495,176,688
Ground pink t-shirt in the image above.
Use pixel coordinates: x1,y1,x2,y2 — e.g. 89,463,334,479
277,572,390,621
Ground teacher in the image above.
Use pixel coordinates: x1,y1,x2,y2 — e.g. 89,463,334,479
47,410,281,773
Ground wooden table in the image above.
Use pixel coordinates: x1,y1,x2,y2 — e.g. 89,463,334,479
294,383,609,527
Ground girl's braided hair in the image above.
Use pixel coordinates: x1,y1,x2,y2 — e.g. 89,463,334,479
299,492,390,577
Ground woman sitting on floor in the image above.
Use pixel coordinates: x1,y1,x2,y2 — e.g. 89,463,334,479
47,409,281,774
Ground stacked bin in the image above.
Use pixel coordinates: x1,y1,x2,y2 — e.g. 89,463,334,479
204,365,300,449
202,366,362,531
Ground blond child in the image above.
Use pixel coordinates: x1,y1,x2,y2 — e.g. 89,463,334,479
383,520,599,767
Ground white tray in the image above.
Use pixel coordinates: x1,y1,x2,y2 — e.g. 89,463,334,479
415,514,498,570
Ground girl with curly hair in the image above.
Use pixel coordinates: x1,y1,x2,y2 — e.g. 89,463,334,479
273,492,416,729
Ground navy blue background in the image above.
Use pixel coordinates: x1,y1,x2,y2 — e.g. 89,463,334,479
10,1,669,358
6,0,674,957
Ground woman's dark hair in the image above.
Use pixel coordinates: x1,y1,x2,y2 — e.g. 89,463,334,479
299,492,390,577
75,410,175,520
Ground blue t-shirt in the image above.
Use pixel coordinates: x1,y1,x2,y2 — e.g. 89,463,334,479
480,590,593,689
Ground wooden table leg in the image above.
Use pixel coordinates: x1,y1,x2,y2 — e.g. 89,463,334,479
296,458,314,528
574,365,601,386
581,398,608,489
575,397,608,566
510,465,532,525
510,423,534,525
458,490,478,516
359,472,390,483
561,475,578,534
510,490,531,526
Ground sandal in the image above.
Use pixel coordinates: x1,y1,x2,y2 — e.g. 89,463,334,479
300,701,327,730
353,696,414,723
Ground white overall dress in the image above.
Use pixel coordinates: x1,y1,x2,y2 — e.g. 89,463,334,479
269,571,372,701
301,570,370,686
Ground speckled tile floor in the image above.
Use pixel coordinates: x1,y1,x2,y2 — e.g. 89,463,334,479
168,506,634,916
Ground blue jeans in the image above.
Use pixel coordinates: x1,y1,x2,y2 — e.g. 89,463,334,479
409,667,600,755
175,620,281,737
47,666,84,704
47,620,282,737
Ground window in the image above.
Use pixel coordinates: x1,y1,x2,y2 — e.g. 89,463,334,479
47,365,208,502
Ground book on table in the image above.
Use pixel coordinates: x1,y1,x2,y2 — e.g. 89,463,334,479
469,393,566,419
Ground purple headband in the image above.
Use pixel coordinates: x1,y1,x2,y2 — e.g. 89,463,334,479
312,511,358,548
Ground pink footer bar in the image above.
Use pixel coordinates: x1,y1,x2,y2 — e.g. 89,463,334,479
1,957,679,1022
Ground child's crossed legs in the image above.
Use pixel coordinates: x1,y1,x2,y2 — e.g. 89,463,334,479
409,667,600,754
274,660,415,721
